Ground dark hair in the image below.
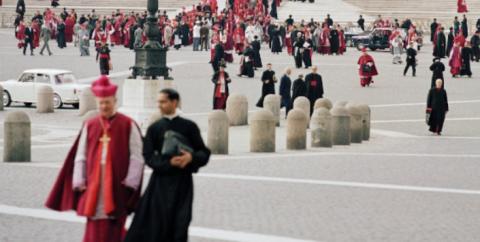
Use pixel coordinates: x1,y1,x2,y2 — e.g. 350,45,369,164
160,88,180,101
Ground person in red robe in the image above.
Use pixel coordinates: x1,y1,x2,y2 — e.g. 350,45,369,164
457,0,468,13
65,15,75,43
357,48,378,87
338,25,346,55
233,23,246,54
32,20,41,48
16,20,26,49
320,24,331,55
212,61,232,109
454,31,466,47
285,26,293,55
449,42,462,77
112,16,124,46
45,75,144,242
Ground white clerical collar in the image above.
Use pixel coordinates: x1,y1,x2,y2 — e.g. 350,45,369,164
163,108,182,120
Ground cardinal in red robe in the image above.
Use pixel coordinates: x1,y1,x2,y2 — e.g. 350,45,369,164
449,43,462,77
65,15,75,43
357,48,378,87
457,0,468,13
45,75,144,242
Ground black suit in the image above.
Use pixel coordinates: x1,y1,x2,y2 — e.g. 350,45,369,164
23,27,34,55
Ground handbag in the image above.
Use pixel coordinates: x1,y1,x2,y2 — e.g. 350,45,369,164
161,130,193,157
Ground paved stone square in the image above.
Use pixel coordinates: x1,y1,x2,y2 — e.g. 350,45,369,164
0,17,479,242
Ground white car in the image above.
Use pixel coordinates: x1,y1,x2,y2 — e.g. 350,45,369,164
2,69,88,109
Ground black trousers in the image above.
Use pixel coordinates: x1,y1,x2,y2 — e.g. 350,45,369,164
23,40,33,55
404,62,416,76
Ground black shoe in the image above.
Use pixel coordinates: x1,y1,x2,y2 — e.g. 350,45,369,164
40,52,44,56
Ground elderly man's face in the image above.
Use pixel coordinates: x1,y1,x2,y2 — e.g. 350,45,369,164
97,96,117,118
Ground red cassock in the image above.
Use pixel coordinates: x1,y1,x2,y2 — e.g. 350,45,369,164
457,0,468,13
45,113,142,242
358,54,378,86
454,33,466,47
32,21,40,48
449,46,462,75
65,17,75,43
233,28,245,53
112,20,124,46
338,31,346,55
16,23,26,48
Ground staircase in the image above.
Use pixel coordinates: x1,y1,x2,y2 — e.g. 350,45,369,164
0,0,199,27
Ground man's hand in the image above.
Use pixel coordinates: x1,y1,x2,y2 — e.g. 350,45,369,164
170,150,193,169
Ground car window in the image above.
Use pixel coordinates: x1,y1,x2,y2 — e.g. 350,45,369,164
19,73,35,83
35,73,51,84
54,73,76,84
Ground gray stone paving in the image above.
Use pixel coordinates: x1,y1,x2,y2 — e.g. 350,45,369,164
0,22,480,242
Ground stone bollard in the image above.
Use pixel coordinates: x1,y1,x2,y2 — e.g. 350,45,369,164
0,84,4,111
286,109,307,150
314,98,333,111
331,106,351,145
263,94,281,126
293,96,311,127
334,101,348,108
3,111,31,162
207,110,229,154
346,103,363,143
226,93,248,126
310,107,333,148
36,85,54,113
250,109,276,152
357,104,371,141
79,87,97,116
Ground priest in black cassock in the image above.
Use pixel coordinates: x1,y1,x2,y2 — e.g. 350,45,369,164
429,57,445,88
251,35,263,69
291,74,307,107
125,89,211,242
279,68,292,118
434,27,446,58
305,66,324,114
256,63,277,107
427,79,449,135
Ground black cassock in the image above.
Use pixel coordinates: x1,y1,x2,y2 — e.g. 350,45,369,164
303,39,313,68
446,32,454,56
256,70,276,107
305,73,324,114
291,78,307,107
240,47,255,78
251,40,263,68
460,47,473,77
429,61,445,88
427,88,449,134
211,43,224,72
434,32,446,58
470,34,480,61
430,22,438,42
293,37,304,68
279,74,292,116
330,29,339,54
57,23,66,48
271,30,282,53
125,117,211,242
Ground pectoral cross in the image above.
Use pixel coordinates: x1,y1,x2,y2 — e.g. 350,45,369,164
100,133,111,145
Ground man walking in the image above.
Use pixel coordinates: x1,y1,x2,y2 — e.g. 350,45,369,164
404,42,417,76
125,88,211,242
39,24,52,56
45,75,144,242
305,66,324,114
23,22,34,56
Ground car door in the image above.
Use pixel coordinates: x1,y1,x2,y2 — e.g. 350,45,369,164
12,73,35,102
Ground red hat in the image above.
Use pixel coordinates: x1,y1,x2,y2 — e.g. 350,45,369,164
91,75,117,97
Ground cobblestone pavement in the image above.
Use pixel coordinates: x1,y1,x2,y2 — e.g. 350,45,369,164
0,25,479,242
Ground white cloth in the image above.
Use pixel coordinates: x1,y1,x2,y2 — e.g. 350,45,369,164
193,25,201,38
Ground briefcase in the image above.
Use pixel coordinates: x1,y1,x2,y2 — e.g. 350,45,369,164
161,130,193,157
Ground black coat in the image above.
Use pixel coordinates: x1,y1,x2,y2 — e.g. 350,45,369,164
251,40,263,68
211,71,231,106
291,78,307,105
446,32,454,56
460,47,473,76
256,70,276,107
430,61,445,88
279,74,292,108
24,27,34,43
305,73,324,112
330,29,339,54
125,117,211,242
427,88,449,133
461,19,468,38
406,47,417,64
430,22,438,42
211,43,225,71
16,0,26,15
57,23,66,48
434,32,446,58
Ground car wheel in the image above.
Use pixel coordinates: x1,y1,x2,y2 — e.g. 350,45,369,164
3,91,11,107
53,93,63,109
72,103,79,109
370,47,377,51
24,102,32,107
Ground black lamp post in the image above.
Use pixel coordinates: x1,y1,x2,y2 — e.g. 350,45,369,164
131,0,172,79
